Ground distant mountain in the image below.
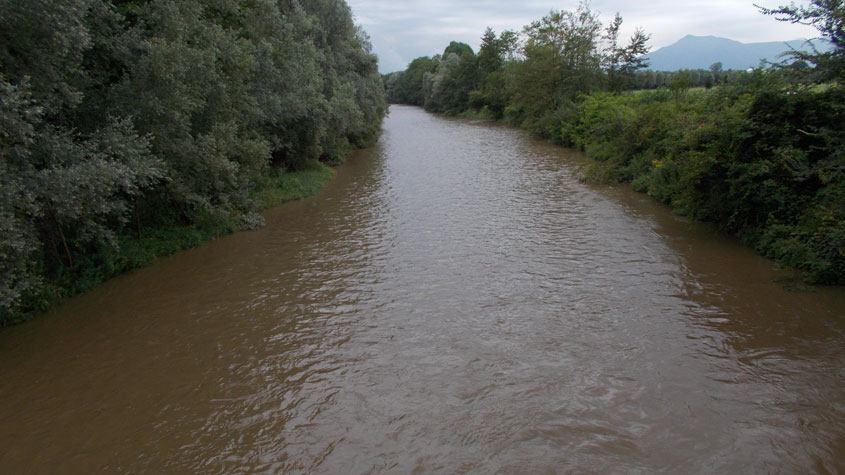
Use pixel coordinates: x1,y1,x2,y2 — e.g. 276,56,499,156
643,35,831,71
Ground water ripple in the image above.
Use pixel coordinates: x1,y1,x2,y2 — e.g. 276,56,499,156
0,106,843,473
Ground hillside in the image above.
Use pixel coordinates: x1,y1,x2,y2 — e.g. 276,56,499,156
644,35,830,71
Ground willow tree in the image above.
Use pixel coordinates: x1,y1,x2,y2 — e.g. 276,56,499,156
389,56,438,105
0,0,387,325
302,0,387,163
0,0,165,319
425,42,479,114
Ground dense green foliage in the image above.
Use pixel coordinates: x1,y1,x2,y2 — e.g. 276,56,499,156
386,1,844,283
0,0,386,325
252,159,334,210
384,2,652,135
384,56,437,106
563,81,844,283
631,66,746,90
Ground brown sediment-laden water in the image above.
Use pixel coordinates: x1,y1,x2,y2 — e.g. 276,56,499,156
1,105,843,472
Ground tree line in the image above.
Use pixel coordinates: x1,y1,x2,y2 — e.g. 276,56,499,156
384,3,650,134
0,0,387,325
385,1,844,284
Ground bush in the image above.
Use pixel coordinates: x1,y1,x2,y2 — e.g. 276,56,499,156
565,75,844,283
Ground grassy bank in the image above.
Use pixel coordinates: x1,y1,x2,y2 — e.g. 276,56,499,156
552,76,844,284
253,160,335,210
3,161,335,326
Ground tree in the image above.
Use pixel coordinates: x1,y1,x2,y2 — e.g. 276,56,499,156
425,47,480,114
0,1,166,319
669,69,693,100
390,56,437,105
0,77,43,317
511,3,603,134
443,41,474,58
0,0,388,324
472,28,520,118
602,13,651,92
0,0,91,117
383,71,403,103
301,0,386,162
478,28,504,74
757,0,844,83
240,0,324,166
708,62,723,86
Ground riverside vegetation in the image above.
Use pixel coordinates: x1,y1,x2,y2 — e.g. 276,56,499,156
385,0,844,285
0,0,386,326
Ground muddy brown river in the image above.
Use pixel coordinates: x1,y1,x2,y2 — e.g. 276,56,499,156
1,105,844,473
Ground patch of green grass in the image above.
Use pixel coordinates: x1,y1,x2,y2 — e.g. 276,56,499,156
253,160,335,210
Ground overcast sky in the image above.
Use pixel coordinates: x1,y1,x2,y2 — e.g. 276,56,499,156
345,0,821,73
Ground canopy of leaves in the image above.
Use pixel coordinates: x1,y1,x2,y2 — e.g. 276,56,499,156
0,0,386,324
385,2,651,131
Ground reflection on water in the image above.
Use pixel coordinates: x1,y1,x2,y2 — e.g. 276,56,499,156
1,105,843,472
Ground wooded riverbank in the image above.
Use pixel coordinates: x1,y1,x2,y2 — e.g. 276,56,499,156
0,0,386,326
2,104,843,473
383,2,844,284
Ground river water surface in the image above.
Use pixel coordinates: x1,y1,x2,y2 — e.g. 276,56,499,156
1,105,844,473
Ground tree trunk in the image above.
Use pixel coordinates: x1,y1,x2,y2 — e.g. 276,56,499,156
134,197,142,239
57,221,73,268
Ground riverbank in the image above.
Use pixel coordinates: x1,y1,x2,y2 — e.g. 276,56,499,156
2,161,335,327
0,1,388,327
409,75,844,285
552,81,844,285
383,2,842,285
3,105,843,473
